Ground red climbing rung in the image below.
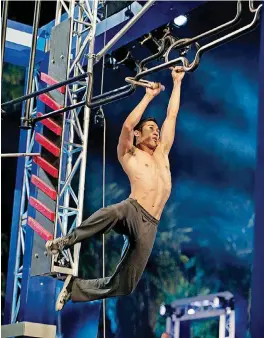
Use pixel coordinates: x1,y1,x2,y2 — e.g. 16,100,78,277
35,133,60,157
40,73,66,94
37,113,62,136
29,197,55,222
39,93,63,111
27,216,53,241
33,156,58,178
31,175,57,200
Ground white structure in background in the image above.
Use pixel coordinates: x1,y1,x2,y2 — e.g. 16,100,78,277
160,291,235,338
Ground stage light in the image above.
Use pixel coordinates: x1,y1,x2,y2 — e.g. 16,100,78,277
187,308,195,315
213,297,220,307
160,304,173,317
174,15,188,27
160,304,166,316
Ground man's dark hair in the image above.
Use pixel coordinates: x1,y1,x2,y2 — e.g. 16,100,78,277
134,117,159,132
133,117,159,145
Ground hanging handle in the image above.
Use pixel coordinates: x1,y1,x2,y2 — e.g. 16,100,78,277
125,77,165,91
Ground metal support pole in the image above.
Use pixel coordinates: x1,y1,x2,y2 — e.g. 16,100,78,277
96,0,155,62
229,311,235,338
1,0,9,75
173,318,180,338
21,0,41,129
219,314,226,338
1,153,40,158
166,317,172,335
73,0,98,276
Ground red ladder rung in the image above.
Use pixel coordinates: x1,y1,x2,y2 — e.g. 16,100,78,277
31,174,57,200
37,113,62,136
29,196,55,222
40,73,66,94
27,216,53,241
33,156,58,178
39,93,63,111
35,133,60,157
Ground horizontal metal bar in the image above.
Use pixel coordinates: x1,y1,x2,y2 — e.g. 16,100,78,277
135,56,187,80
64,142,83,148
96,0,156,62
89,84,136,109
73,18,91,27
33,101,86,124
33,85,135,122
1,153,40,158
1,73,88,108
59,206,78,211
92,84,131,101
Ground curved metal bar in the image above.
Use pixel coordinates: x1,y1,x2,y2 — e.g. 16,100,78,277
184,4,262,72
135,56,188,80
164,38,194,63
166,0,242,57
138,36,170,71
249,0,258,13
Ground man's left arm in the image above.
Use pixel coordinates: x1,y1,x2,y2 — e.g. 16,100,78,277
160,67,185,154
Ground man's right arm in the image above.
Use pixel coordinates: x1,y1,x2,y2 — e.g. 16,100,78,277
117,93,154,159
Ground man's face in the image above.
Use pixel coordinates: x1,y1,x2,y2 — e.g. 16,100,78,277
135,121,160,149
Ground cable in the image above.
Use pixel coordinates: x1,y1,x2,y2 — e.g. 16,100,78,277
100,3,108,338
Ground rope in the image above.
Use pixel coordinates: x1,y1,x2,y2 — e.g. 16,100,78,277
100,3,108,338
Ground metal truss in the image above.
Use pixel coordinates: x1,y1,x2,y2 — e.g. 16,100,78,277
162,292,235,338
5,0,100,322
9,74,39,323
51,0,100,276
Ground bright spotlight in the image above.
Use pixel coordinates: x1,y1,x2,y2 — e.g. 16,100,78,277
160,304,166,316
187,308,195,315
174,15,188,27
213,297,220,307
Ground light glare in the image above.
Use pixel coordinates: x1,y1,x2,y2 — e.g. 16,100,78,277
174,15,188,27
187,308,195,315
160,304,166,316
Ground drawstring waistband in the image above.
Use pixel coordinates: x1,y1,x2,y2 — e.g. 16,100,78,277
128,198,159,225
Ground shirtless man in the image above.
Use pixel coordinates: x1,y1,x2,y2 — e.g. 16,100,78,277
46,66,185,311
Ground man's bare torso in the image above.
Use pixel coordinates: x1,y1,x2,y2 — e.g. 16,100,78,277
119,144,172,220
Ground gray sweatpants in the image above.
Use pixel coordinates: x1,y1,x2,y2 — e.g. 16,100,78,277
65,198,159,302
